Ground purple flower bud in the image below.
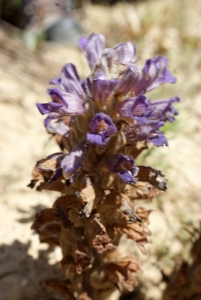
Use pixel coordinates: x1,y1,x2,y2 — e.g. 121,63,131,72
87,113,117,146
36,87,84,127
107,153,138,184
78,33,105,70
61,142,88,183
124,120,168,147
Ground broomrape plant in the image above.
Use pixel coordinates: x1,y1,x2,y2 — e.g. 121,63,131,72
29,33,179,300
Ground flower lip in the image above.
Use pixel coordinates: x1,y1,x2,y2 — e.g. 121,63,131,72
86,113,117,147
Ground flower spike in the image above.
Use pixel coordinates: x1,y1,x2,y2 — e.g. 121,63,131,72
30,32,179,299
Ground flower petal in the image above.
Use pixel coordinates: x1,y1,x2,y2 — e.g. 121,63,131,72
91,61,118,103
37,102,64,114
147,132,168,147
107,153,138,184
113,42,137,64
115,64,140,94
48,88,84,115
78,33,105,70
61,142,88,183
60,64,86,99
91,78,118,104
50,77,61,86
147,56,177,91
80,77,92,97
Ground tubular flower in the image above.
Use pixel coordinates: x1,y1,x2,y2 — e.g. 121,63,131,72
107,153,138,184
87,112,117,146
30,33,179,300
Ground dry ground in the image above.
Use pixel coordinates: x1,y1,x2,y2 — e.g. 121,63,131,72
0,0,201,299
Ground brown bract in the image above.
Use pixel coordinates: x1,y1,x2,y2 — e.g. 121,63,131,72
124,181,158,200
40,278,73,298
114,209,151,255
60,239,92,275
77,292,92,300
53,195,76,228
90,254,141,292
105,256,141,291
27,152,64,188
77,177,96,218
137,166,167,191
103,189,142,223
85,214,115,254
37,180,65,192
31,208,61,246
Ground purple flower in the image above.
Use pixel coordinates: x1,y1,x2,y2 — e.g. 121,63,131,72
107,153,138,184
90,58,118,103
149,96,180,123
119,95,179,124
46,120,70,137
91,76,118,104
118,94,150,120
50,63,86,100
78,33,105,70
36,87,84,127
124,120,168,147
61,142,88,183
132,56,176,95
87,113,117,146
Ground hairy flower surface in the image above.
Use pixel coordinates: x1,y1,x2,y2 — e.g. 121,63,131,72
30,33,179,300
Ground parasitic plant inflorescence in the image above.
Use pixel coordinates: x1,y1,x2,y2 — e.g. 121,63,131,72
29,33,179,300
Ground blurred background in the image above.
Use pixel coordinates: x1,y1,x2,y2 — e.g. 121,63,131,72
0,0,201,299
